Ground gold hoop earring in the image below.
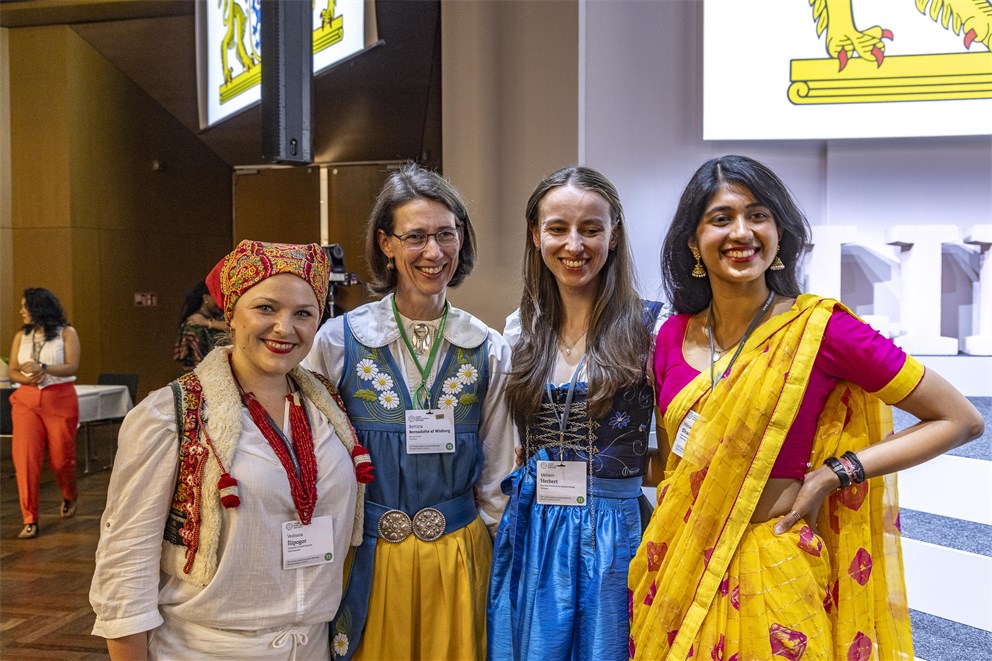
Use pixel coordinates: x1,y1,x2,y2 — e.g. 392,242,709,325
690,248,707,278
770,245,785,271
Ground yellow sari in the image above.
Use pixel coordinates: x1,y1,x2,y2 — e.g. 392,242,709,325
629,295,922,661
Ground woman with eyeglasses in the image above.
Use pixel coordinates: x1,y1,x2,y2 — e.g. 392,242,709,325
303,163,515,660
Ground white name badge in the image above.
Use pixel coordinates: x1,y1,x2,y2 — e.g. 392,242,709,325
536,460,588,506
672,410,700,458
405,409,456,454
281,516,335,570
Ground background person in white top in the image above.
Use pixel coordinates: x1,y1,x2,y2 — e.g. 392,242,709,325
8,287,81,540
90,241,370,661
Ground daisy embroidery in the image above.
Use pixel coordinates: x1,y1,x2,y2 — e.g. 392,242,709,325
378,390,400,410
609,410,631,430
438,393,459,409
332,633,349,656
371,372,394,392
442,377,463,395
356,359,379,381
456,363,479,385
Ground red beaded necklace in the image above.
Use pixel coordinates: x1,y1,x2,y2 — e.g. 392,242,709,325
237,377,319,526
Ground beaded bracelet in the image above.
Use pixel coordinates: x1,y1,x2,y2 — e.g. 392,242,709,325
823,456,851,489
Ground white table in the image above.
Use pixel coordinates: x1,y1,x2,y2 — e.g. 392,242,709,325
75,384,133,424
75,384,134,473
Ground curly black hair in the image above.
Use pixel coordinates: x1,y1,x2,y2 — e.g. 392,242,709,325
21,288,70,340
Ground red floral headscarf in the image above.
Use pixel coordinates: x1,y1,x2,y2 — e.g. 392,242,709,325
211,240,330,322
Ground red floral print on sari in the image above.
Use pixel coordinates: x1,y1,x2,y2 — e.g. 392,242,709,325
646,540,668,572
711,634,725,660
629,636,635,660
667,630,679,646
729,584,740,610
837,481,869,511
643,580,657,606
849,547,873,586
823,578,839,613
796,526,823,557
720,574,729,596
690,467,708,498
847,632,872,661
628,588,634,620
657,483,669,506
703,547,714,568
768,623,808,660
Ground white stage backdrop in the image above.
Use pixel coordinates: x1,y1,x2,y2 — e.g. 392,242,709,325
703,0,992,140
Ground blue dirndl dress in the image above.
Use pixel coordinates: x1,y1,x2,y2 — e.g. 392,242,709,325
487,379,655,661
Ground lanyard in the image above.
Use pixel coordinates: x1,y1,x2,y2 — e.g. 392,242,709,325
708,290,775,390
546,355,586,464
392,296,449,410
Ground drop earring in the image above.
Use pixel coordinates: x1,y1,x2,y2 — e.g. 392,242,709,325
386,257,395,271
690,248,707,278
770,245,785,271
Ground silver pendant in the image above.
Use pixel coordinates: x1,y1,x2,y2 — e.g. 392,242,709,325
411,323,433,356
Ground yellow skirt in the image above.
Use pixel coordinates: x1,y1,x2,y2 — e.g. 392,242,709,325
633,517,834,661
354,516,491,661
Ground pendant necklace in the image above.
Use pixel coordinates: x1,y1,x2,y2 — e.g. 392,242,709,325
410,322,436,356
559,329,588,357
707,291,775,390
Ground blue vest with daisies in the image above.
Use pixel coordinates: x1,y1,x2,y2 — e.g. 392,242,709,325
329,313,490,659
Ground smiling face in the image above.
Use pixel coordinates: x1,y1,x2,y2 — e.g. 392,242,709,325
378,198,460,318
531,184,617,298
229,273,320,385
689,181,782,290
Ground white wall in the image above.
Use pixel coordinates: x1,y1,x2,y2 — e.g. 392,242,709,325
581,0,991,326
582,0,992,651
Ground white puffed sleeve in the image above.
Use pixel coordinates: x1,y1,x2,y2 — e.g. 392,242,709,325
302,316,346,386
90,387,179,639
475,329,517,534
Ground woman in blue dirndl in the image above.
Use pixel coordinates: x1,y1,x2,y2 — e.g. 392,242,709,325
487,166,664,661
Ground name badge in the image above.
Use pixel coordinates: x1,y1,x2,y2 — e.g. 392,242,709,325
282,516,335,570
536,460,587,506
405,409,456,454
672,410,700,458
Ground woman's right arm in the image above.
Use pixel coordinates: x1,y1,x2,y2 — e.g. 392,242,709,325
8,332,41,385
90,388,181,656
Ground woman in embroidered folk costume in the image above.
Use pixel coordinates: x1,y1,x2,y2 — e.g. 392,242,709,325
302,163,515,660
628,155,983,661
487,166,664,661
90,241,372,661
8,288,81,540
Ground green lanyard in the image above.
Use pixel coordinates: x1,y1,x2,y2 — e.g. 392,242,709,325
391,296,449,410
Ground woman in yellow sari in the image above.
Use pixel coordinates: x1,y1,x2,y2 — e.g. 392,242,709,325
629,155,983,661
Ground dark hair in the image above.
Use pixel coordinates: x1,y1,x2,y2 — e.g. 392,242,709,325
364,162,477,295
179,280,210,326
505,166,650,421
661,155,810,314
21,288,70,340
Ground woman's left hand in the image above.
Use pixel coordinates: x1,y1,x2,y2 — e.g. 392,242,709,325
773,466,840,535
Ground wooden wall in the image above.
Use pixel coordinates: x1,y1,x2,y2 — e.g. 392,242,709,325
3,25,232,399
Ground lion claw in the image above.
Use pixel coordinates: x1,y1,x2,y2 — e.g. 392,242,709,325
882,29,894,41
872,45,884,67
964,29,977,49
838,49,849,72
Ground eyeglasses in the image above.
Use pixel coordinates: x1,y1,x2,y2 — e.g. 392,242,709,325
389,228,460,250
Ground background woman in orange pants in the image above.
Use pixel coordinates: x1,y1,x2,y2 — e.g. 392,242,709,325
8,287,81,539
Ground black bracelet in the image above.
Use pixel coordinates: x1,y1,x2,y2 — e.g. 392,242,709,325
841,451,866,484
823,456,850,489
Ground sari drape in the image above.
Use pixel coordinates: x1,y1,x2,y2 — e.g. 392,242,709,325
629,295,921,661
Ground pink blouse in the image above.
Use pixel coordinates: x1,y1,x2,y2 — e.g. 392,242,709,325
654,306,917,480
